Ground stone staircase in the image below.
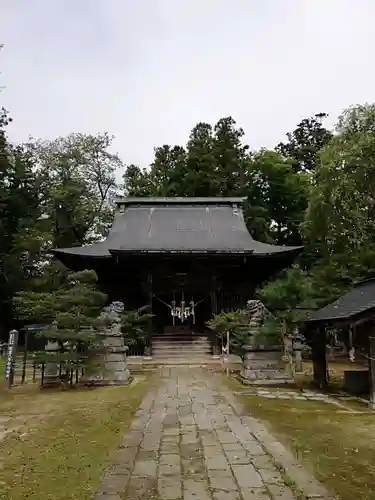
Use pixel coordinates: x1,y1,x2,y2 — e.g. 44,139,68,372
151,330,212,365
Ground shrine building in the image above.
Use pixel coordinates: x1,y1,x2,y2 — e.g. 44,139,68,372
52,197,302,344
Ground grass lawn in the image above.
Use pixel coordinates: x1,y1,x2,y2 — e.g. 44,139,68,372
0,376,152,500
223,374,375,500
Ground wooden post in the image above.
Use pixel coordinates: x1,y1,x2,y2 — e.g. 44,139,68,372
311,326,328,389
293,329,304,374
210,274,218,315
21,329,29,385
368,333,375,410
148,273,153,355
210,274,219,356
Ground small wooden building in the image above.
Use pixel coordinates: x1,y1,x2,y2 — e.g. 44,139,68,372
304,277,375,408
52,197,302,341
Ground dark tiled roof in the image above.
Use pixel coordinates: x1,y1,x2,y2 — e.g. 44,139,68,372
52,240,111,258
52,198,302,258
305,277,375,324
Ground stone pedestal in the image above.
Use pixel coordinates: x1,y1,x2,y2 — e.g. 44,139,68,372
240,346,293,385
83,334,132,386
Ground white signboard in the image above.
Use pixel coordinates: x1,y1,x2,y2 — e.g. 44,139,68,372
4,330,19,389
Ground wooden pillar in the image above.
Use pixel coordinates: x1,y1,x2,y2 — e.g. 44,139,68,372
147,273,153,354
311,325,328,389
210,274,219,355
210,274,218,315
368,330,375,410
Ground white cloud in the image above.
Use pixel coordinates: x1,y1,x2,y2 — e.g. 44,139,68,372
2,0,375,170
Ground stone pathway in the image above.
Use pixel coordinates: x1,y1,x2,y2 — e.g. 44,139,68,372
232,388,364,413
95,368,333,500
239,389,331,401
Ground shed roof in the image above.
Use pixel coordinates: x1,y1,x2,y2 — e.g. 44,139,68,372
304,277,375,324
52,197,302,259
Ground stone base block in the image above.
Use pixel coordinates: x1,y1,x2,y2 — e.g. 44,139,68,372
239,368,293,386
82,375,133,387
239,375,293,386
81,366,133,387
41,375,62,389
240,348,293,386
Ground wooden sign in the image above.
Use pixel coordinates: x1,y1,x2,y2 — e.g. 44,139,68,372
4,329,19,389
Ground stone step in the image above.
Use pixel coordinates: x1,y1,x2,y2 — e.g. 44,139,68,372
152,349,211,355
153,353,212,360
153,345,210,351
153,335,209,340
152,332,212,362
152,343,211,350
153,348,211,354
161,334,207,338
150,359,213,365
153,354,211,360
152,345,210,351
152,341,210,348
152,338,210,344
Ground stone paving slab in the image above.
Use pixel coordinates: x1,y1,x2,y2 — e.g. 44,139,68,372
94,368,334,500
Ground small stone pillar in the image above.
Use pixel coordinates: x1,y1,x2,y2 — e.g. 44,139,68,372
43,340,60,388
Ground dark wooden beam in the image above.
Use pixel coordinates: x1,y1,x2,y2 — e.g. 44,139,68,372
147,272,153,353
311,326,328,389
369,329,375,410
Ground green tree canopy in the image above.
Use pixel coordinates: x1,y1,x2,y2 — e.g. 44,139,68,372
13,269,107,345
245,151,309,245
277,113,333,173
0,112,41,329
27,132,123,247
298,104,375,302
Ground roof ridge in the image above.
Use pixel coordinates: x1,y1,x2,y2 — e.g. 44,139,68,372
115,197,246,207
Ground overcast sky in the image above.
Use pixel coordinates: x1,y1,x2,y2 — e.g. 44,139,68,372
2,0,375,169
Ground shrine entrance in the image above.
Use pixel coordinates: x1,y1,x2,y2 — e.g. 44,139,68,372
152,291,212,334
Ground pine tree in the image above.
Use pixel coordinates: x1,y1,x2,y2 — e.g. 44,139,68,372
13,270,107,373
